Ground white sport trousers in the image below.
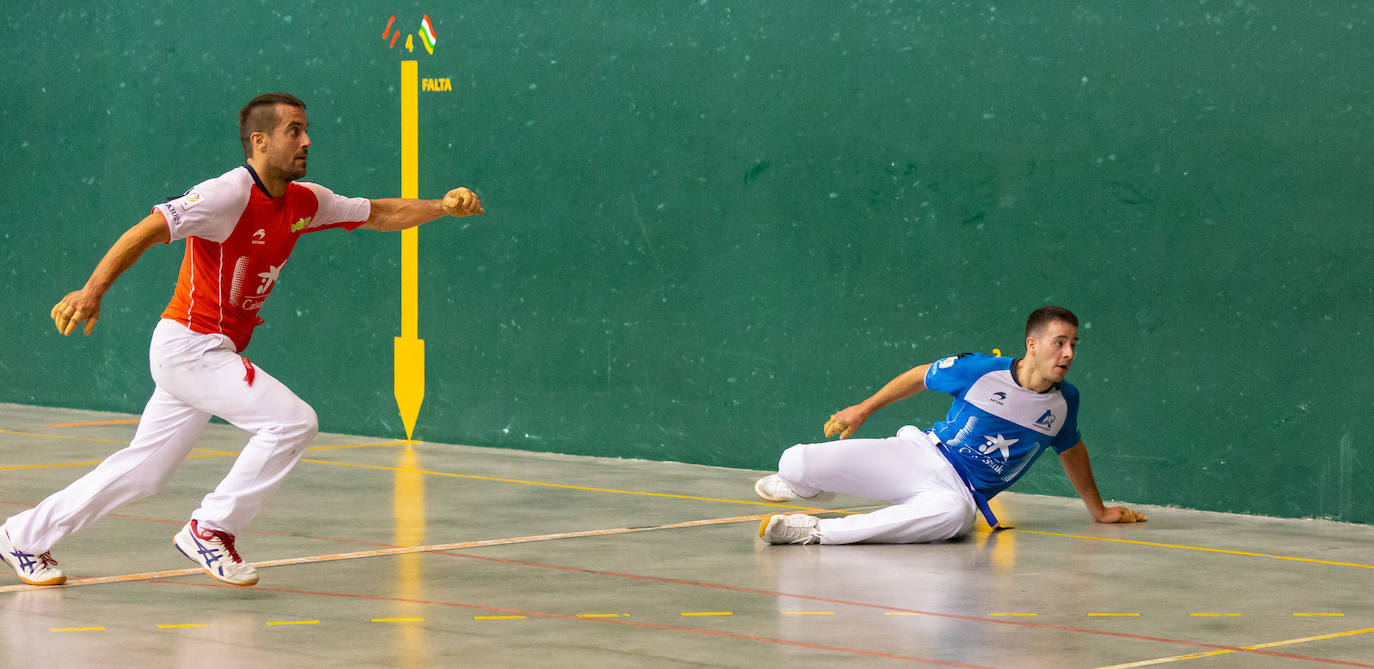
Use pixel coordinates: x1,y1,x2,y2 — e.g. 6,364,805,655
5,319,317,554
777,426,977,544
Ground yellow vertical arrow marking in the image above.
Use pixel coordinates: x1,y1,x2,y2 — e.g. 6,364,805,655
394,60,425,439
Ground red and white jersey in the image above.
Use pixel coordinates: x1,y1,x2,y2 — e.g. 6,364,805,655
153,166,370,352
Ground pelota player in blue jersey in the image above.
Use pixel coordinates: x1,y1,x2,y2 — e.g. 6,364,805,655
755,306,1146,544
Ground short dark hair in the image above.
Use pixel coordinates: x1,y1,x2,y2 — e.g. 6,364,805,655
1025,305,1079,338
238,93,306,159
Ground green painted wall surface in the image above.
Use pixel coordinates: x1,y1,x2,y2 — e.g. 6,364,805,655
2,2,1370,523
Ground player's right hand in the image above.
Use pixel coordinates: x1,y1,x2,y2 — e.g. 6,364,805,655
823,406,869,440
51,290,102,336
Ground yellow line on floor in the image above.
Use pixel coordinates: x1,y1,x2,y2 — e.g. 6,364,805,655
297,458,831,512
0,438,408,471
474,615,525,620
0,513,765,593
1090,613,1141,617
989,613,1038,617
0,428,128,445
1015,529,1374,570
1094,626,1374,668
41,419,140,428
681,611,733,616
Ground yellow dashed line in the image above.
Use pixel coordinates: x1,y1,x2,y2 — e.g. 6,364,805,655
681,611,733,617
474,615,526,621
1094,626,1374,668
1016,529,1374,570
1089,613,1141,617
989,613,1038,617
574,614,627,618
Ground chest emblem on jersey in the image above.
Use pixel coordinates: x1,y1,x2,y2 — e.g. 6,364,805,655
978,434,1018,460
256,264,283,295
1035,410,1056,431
989,391,1007,406
251,229,267,245
291,216,313,232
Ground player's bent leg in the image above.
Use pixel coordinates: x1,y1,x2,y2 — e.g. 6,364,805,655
816,489,976,544
192,364,317,536
2,388,210,555
777,435,938,503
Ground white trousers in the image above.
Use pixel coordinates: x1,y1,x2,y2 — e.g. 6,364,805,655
777,426,976,544
5,319,317,554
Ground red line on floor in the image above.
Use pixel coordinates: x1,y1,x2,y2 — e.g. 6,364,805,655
419,550,1374,668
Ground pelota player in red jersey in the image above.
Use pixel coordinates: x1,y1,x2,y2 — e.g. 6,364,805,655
1,93,483,587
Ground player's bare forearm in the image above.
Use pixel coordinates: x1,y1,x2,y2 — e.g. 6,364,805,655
1058,442,1147,523
824,363,931,439
52,212,170,336
363,187,484,231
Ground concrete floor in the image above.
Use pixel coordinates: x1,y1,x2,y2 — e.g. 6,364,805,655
1,402,1371,668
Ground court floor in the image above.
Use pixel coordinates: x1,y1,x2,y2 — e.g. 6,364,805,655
1,402,1371,668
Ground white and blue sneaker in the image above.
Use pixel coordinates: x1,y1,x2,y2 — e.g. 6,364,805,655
0,527,66,586
174,520,259,586
754,474,835,504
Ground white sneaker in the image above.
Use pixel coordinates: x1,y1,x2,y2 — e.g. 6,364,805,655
754,474,835,504
174,520,259,586
0,528,66,586
758,513,822,545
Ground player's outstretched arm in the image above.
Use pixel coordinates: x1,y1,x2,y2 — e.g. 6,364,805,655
51,212,171,336
1058,442,1147,523
823,363,932,439
363,187,484,232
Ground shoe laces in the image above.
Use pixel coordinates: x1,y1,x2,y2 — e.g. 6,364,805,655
38,552,59,569
195,525,244,563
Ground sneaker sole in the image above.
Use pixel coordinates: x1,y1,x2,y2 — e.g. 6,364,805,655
173,538,259,587
18,573,66,586
757,513,782,538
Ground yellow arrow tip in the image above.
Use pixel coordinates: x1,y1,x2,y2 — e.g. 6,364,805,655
394,337,426,439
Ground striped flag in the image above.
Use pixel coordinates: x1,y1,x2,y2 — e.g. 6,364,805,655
419,15,437,54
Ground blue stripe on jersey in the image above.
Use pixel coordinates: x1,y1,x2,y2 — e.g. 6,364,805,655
924,353,1081,497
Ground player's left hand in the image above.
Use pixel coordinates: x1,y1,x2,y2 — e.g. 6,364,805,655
442,187,484,217
1096,506,1147,523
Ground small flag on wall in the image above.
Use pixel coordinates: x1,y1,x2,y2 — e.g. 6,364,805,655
419,15,438,54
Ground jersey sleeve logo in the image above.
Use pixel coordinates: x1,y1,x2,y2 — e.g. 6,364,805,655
936,356,957,369
183,189,205,209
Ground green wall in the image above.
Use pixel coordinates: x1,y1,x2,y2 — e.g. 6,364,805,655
3,2,1370,524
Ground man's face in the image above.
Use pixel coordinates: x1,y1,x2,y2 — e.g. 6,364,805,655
1027,320,1078,384
259,104,310,180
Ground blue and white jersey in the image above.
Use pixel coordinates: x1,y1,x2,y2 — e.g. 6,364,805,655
924,353,1081,498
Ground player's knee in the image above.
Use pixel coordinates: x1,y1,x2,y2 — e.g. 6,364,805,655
928,492,977,541
277,401,318,442
777,444,808,483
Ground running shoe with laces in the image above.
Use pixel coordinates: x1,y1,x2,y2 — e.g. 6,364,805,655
174,520,259,586
753,474,835,503
0,527,66,586
758,513,822,545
